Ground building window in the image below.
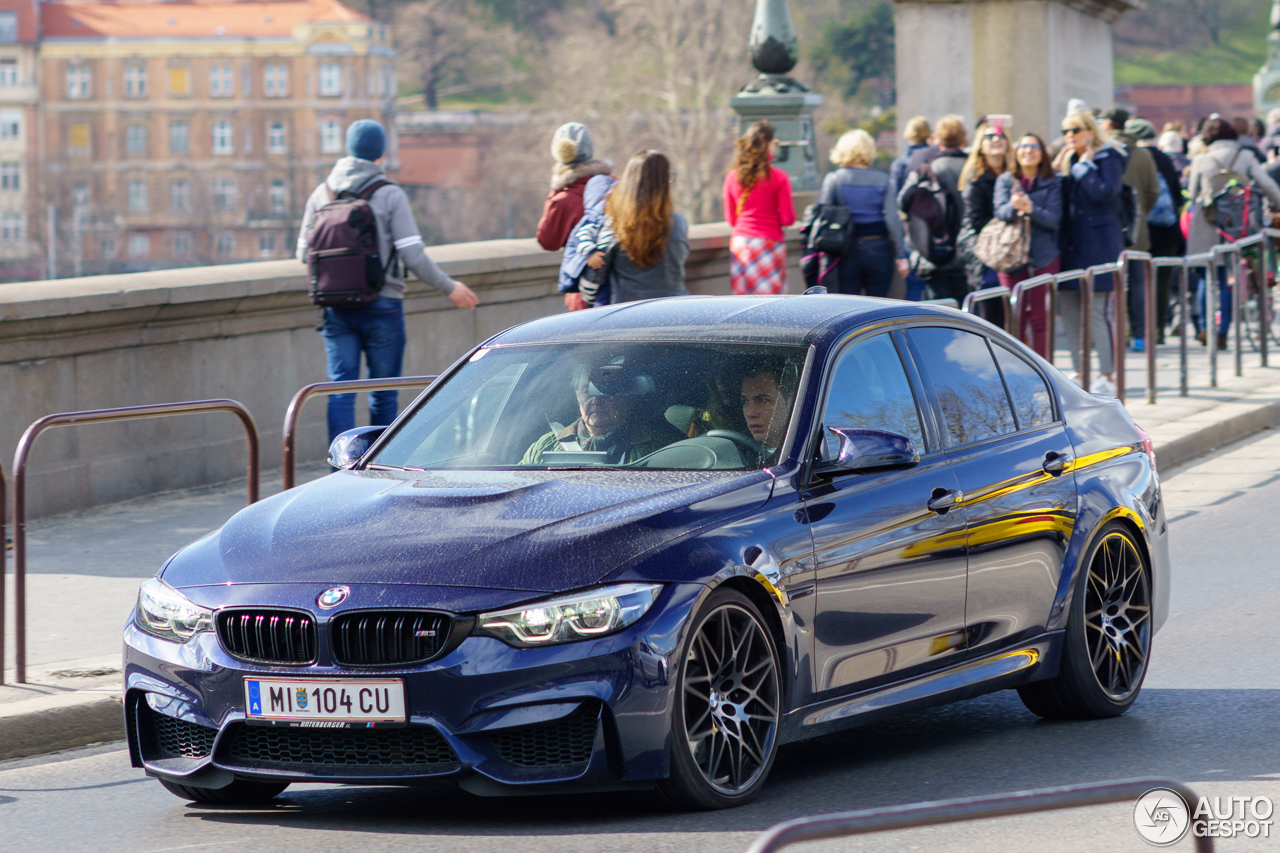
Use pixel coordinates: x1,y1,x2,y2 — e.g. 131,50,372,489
0,59,17,88
213,176,236,211
168,66,190,95
66,65,90,99
72,181,89,208
216,233,234,256
127,179,148,212
169,121,189,155
170,179,189,213
69,122,90,155
269,179,287,215
124,65,147,98
210,64,233,97
212,120,233,154
100,236,116,258
1,212,22,242
172,232,191,257
259,232,276,255
318,63,342,96
128,233,149,258
0,13,16,44
319,119,343,154
0,162,19,191
0,110,20,141
125,124,147,156
267,121,287,154
264,64,288,97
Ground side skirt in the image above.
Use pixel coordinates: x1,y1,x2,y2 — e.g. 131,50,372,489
780,632,1064,744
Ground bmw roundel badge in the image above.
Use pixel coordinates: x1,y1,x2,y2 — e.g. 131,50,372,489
317,586,350,609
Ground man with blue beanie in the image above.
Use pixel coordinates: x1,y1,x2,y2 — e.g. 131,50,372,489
298,119,478,443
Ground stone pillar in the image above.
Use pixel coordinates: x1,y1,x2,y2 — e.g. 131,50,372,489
731,0,823,209
894,0,1139,144
1254,0,1280,118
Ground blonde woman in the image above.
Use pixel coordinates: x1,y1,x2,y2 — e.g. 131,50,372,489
598,150,689,304
724,121,795,295
959,121,1015,289
819,129,908,296
1055,110,1127,396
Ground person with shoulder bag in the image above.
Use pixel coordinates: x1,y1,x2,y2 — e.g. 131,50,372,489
724,121,796,295
989,132,1063,359
1186,117,1280,348
958,119,1014,292
820,129,908,296
297,120,478,443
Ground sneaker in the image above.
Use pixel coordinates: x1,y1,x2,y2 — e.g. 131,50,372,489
1132,338,1145,352
1089,375,1117,397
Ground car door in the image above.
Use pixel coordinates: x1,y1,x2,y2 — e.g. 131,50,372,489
903,326,1077,658
803,331,970,698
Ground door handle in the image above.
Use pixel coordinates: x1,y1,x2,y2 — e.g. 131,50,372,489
1043,451,1073,476
927,487,962,514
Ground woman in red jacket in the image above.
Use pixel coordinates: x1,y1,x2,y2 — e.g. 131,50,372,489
723,121,796,295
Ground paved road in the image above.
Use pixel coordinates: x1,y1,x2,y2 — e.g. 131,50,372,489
3,438,1280,852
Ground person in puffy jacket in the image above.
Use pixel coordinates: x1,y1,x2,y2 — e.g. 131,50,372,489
1054,110,1128,396
558,173,617,309
820,129,909,296
992,132,1062,359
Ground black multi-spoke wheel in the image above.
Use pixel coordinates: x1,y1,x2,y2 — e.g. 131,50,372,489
1019,522,1153,719
657,589,781,809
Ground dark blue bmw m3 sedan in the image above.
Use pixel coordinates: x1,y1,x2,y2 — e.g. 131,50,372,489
123,294,1169,809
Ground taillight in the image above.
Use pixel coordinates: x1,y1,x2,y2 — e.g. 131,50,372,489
1135,423,1157,471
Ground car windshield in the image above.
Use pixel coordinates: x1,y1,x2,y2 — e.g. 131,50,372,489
369,342,808,471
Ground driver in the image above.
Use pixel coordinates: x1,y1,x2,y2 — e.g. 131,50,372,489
521,360,684,465
740,361,797,463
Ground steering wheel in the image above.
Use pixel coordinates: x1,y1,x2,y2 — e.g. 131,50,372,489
704,430,762,459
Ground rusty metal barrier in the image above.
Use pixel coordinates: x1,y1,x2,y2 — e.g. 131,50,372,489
282,376,438,490
1184,251,1218,388
1152,256,1191,396
745,777,1212,853
5,400,259,685
960,286,1014,333
1009,272,1057,358
1118,250,1157,405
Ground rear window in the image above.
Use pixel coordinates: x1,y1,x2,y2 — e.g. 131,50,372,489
907,327,1016,446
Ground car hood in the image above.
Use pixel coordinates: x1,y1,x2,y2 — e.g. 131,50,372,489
161,468,774,595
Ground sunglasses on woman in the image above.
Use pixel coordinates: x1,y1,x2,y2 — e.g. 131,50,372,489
1062,127,1087,136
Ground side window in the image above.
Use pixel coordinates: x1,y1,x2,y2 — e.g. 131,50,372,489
991,345,1055,429
820,333,926,458
907,327,1016,446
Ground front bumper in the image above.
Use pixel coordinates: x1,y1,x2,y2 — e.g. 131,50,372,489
123,582,702,794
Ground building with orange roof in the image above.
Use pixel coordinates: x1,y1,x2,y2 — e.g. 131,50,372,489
32,0,395,277
0,0,43,281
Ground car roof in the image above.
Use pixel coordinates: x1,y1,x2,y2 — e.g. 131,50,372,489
487,295,966,347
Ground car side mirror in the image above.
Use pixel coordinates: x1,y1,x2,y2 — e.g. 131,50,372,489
327,426,387,470
820,427,920,474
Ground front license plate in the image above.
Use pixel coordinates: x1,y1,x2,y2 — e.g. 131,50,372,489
243,677,405,727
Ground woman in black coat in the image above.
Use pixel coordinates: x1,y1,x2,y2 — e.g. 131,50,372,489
959,121,1014,291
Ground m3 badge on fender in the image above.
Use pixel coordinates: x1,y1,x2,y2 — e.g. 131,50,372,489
317,586,349,609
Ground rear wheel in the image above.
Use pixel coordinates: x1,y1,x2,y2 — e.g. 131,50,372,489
1019,522,1153,719
656,588,782,810
158,778,289,805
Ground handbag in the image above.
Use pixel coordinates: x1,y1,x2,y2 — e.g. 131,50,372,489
973,214,1031,272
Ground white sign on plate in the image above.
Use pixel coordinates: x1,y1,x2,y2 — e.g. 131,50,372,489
243,677,405,726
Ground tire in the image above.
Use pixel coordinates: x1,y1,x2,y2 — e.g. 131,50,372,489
1018,522,1153,719
656,588,782,810
159,777,289,805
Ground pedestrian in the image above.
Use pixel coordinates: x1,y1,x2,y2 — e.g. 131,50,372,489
1099,108,1158,352
535,122,614,252
1157,130,1190,181
1128,118,1186,344
1185,117,1280,349
723,121,796,295
597,150,690,304
992,132,1062,359
1055,110,1127,396
820,129,909,297
558,172,618,310
298,119,479,443
890,117,933,301
958,120,1014,292
898,114,969,304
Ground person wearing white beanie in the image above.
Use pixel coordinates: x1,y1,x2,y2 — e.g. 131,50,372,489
535,122,613,254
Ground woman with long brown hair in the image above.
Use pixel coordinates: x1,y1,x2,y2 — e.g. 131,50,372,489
724,121,795,294
595,150,689,304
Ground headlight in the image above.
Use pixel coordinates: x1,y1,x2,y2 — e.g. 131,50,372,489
135,578,213,642
475,583,662,647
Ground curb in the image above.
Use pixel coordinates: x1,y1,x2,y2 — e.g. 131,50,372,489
1149,396,1280,472
0,691,124,762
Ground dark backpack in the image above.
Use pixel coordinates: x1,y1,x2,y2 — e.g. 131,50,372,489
1202,148,1263,240
305,180,397,307
901,162,960,267
804,203,855,256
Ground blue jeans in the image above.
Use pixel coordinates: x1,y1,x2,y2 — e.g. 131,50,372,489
321,296,407,443
1193,267,1231,336
904,271,927,301
836,235,894,297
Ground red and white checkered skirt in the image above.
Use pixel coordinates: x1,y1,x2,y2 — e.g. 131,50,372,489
730,237,788,295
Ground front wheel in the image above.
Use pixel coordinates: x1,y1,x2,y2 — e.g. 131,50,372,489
1018,522,1153,719
656,588,782,810
159,778,289,805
